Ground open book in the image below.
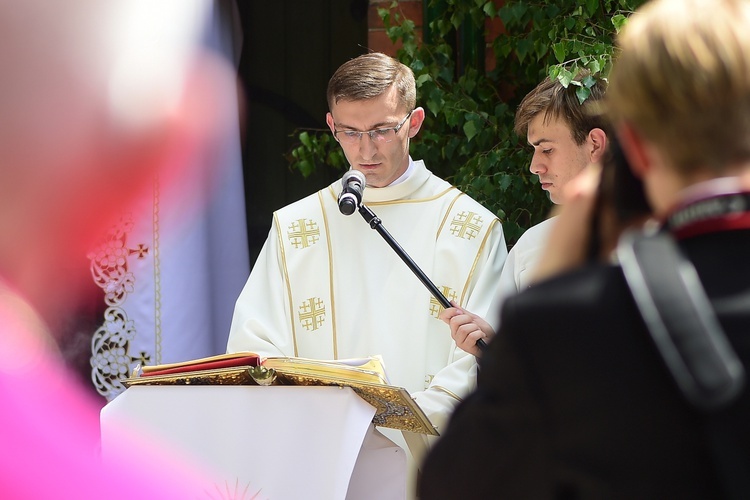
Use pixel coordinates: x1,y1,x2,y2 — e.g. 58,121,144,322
123,352,437,436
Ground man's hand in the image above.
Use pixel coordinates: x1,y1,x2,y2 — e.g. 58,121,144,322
439,301,495,357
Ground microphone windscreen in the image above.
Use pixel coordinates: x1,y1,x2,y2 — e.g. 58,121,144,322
342,169,365,188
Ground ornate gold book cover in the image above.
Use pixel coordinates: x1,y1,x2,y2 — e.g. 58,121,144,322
123,353,438,436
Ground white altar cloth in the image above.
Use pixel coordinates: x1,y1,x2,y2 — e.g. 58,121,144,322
100,385,407,499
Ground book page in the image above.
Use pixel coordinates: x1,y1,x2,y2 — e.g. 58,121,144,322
262,355,389,385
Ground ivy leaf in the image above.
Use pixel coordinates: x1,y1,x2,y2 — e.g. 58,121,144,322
326,150,344,170
444,137,460,160
416,73,432,86
548,65,561,82
586,0,599,15
497,5,512,24
586,58,601,74
298,159,314,178
463,119,479,141
511,3,528,22
552,42,566,64
557,67,574,87
535,39,549,60
497,173,513,191
438,66,454,83
576,86,591,104
515,38,534,63
426,97,443,116
300,131,312,148
483,1,497,17
611,13,628,32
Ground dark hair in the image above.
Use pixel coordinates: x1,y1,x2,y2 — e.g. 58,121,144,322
586,132,652,259
605,134,651,223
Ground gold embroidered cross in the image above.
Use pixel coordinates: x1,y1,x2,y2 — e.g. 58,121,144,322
299,297,326,331
450,211,484,240
288,219,320,249
429,286,458,318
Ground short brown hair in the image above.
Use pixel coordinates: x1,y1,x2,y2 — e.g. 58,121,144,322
514,72,607,144
327,52,416,112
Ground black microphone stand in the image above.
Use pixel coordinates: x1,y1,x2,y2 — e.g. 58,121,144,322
357,203,488,352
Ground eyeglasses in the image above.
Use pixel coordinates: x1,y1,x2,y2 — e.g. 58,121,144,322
333,111,413,145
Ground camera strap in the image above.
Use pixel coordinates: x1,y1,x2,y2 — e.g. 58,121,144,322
617,228,748,498
617,229,745,409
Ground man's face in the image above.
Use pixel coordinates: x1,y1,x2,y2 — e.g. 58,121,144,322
527,113,593,204
326,85,417,188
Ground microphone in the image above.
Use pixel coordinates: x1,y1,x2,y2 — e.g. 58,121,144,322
338,169,366,215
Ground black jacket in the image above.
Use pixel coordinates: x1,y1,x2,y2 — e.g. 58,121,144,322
420,229,750,499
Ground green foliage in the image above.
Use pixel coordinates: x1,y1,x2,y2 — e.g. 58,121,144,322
287,0,645,245
289,131,347,177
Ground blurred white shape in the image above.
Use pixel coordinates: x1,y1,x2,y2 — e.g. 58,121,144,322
106,0,211,131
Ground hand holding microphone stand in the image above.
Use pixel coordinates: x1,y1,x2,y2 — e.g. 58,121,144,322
338,170,488,352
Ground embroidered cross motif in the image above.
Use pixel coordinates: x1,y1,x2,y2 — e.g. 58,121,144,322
288,218,320,249
132,350,152,367
130,243,149,258
450,211,484,240
429,286,458,318
299,297,326,331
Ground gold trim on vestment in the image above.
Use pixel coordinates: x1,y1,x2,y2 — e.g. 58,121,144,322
436,191,463,240
428,384,462,403
460,217,500,305
318,191,338,360
274,213,299,357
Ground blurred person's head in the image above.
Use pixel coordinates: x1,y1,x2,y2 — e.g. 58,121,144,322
515,73,608,204
607,0,750,214
0,0,235,326
325,52,425,187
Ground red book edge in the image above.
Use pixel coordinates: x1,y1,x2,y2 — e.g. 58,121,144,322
141,355,261,377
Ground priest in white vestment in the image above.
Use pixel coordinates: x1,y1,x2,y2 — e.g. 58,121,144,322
227,53,508,488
